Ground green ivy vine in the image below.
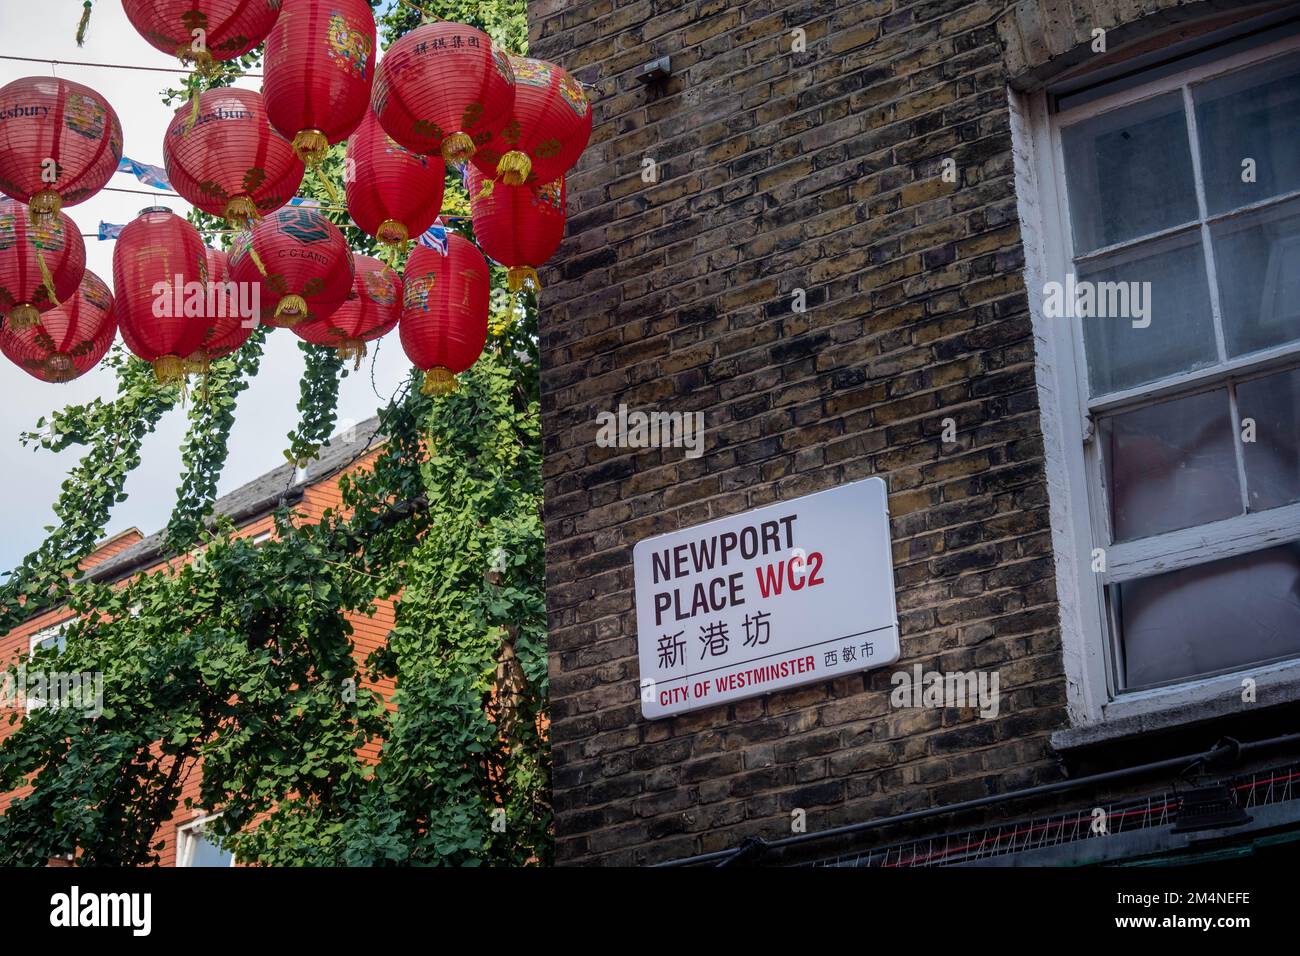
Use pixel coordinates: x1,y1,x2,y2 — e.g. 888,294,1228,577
0,0,550,866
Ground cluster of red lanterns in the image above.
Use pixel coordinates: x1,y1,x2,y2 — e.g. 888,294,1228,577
0,2,591,393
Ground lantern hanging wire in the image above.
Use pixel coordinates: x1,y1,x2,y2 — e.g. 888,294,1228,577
0,54,262,78
0,53,598,91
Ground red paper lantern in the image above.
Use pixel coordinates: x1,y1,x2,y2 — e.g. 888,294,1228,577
399,233,489,395
0,268,116,383
112,206,209,384
0,198,86,331
471,56,590,186
164,88,304,227
468,166,565,291
121,0,281,72
187,246,254,371
372,21,515,165
0,77,123,220
262,0,376,166
345,110,445,255
227,207,354,327
293,253,400,367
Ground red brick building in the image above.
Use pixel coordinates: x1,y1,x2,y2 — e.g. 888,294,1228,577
533,0,1300,865
0,419,393,866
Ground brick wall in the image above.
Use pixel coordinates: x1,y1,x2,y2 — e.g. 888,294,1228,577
998,0,1287,88
78,529,144,572
530,0,1244,865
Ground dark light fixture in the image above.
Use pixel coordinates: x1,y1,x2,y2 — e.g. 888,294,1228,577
1170,784,1252,834
636,56,671,85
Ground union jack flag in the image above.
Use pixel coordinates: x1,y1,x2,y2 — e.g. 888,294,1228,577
417,218,448,255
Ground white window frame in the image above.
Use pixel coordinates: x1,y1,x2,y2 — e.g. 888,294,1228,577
175,813,235,868
25,622,69,713
1013,31,1300,729
27,623,68,660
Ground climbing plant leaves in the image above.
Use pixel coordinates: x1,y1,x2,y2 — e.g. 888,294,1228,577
0,0,549,866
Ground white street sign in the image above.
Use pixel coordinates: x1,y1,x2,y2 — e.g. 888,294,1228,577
633,476,900,719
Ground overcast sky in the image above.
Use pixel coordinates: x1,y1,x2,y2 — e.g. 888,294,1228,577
0,3,412,573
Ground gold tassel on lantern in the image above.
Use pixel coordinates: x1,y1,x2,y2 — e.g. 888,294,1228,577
496,150,532,186
33,246,60,309
183,350,210,375
7,304,41,332
421,366,457,396
247,246,270,278
292,129,331,166
312,164,341,204
28,189,61,225
274,294,309,326
377,220,409,271
42,354,75,383
440,132,476,165
177,46,216,78
183,85,202,134
290,128,341,203
377,220,409,246
506,266,540,293
337,338,367,371
154,355,186,384
153,355,189,404
184,350,212,402
179,53,219,135
223,196,260,229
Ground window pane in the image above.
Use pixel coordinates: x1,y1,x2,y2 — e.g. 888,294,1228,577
1078,233,1217,394
1211,197,1300,357
187,830,233,867
1101,389,1241,541
1116,542,1300,689
30,632,65,657
1238,365,1300,512
1062,92,1199,253
1194,52,1300,215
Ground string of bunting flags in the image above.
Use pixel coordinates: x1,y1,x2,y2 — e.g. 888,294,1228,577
0,2,592,396
102,153,462,242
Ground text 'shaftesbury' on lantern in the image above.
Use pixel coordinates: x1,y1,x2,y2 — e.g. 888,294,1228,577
0,268,116,383
164,88,305,228
399,233,489,396
121,0,281,74
0,197,87,331
293,253,400,368
228,207,354,327
0,77,123,222
372,21,515,166
346,109,445,259
111,206,209,385
262,0,376,167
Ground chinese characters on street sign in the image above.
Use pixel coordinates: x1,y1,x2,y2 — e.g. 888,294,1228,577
633,477,900,719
